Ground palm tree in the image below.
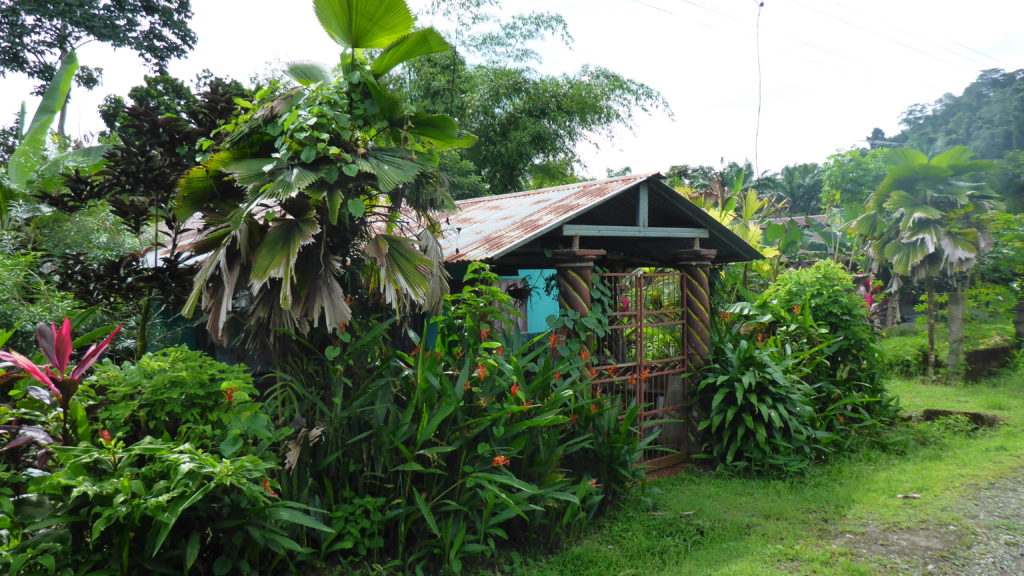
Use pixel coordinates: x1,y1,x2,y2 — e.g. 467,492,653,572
175,0,474,353
854,146,996,378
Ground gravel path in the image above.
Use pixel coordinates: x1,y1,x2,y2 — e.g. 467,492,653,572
836,471,1024,575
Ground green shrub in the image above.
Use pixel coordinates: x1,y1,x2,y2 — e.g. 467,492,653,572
0,251,80,350
270,263,643,574
694,320,819,474
89,346,279,456
759,260,895,431
5,438,328,575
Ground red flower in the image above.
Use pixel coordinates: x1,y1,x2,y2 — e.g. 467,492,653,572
591,403,599,414
588,478,602,488
568,413,579,426
492,455,510,467
549,332,558,350
791,305,800,314
523,401,535,408
838,414,845,423
580,348,590,362
589,367,598,379
98,429,111,443
640,368,650,382
480,328,491,340
223,387,237,404
553,371,561,382
619,296,631,311
511,383,520,396
757,333,765,343
607,365,618,377
475,364,487,379
495,346,503,357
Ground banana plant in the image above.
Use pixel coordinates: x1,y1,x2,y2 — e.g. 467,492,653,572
176,0,475,351
1,50,110,229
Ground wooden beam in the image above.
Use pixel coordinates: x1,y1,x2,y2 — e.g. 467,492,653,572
637,183,649,228
562,224,709,238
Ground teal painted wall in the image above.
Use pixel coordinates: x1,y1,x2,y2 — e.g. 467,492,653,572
502,268,558,334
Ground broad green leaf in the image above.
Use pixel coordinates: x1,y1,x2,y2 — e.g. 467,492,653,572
347,197,365,217
314,0,414,50
250,212,320,309
371,28,450,76
285,60,334,86
9,51,79,188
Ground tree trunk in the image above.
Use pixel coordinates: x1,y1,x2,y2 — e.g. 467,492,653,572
947,280,966,374
926,283,936,382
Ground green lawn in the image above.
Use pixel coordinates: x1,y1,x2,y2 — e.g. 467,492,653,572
485,366,1024,576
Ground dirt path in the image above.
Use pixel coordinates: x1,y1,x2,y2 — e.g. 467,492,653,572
836,472,1024,575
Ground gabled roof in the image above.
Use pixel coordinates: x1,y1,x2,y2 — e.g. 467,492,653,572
438,173,762,266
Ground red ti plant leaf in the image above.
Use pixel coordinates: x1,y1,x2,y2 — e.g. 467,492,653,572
0,350,60,401
70,325,122,381
36,319,73,377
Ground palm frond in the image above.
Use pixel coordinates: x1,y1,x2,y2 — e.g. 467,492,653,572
314,0,413,50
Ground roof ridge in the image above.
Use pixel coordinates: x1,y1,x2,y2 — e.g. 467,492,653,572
456,172,659,206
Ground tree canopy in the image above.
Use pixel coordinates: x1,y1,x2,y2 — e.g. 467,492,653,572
0,0,197,93
398,4,668,196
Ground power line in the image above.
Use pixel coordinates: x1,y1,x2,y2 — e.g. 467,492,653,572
754,0,764,175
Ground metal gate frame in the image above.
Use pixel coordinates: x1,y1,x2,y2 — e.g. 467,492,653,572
592,272,691,468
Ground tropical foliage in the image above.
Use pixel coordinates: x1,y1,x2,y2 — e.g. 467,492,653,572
175,0,473,352
854,146,997,376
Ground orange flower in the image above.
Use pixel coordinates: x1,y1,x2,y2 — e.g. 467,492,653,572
791,305,800,314
223,387,237,405
588,478,602,488
464,382,473,391
262,477,279,498
492,455,510,467
628,374,637,386
640,369,650,382
511,383,520,396
838,414,845,423
757,333,765,343
480,328,491,340
607,365,618,377
591,403,599,414
568,413,579,426
553,371,561,382
475,364,487,379
580,348,590,362
549,332,558,349
589,367,598,379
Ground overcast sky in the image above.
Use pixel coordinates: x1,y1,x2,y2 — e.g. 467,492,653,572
3,0,1023,180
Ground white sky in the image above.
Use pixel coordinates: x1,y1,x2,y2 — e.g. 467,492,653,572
3,0,1023,179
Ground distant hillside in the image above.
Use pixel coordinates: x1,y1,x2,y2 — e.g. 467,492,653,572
872,69,1024,160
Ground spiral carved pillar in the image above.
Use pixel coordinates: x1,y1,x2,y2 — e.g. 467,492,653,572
552,249,606,316
676,248,717,456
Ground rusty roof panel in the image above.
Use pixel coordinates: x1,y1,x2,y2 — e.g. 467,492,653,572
439,173,656,263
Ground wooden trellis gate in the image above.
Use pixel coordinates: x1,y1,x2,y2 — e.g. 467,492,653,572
591,272,695,468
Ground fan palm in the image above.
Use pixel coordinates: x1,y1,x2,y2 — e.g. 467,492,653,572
854,146,997,377
175,0,474,351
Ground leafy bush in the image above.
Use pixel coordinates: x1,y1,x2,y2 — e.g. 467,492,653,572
5,438,328,575
694,319,819,473
0,321,324,575
0,251,80,350
89,346,279,456
272,263,644,574
759,260,895,431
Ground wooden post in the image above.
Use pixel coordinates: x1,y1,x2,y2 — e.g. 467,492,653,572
675,248,717,457
551,249,606,316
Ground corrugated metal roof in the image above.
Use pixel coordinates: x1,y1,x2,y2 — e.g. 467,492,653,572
439,172,657,263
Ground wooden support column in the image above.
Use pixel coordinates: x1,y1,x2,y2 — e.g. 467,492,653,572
551,249,606,316
674,248,717,457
